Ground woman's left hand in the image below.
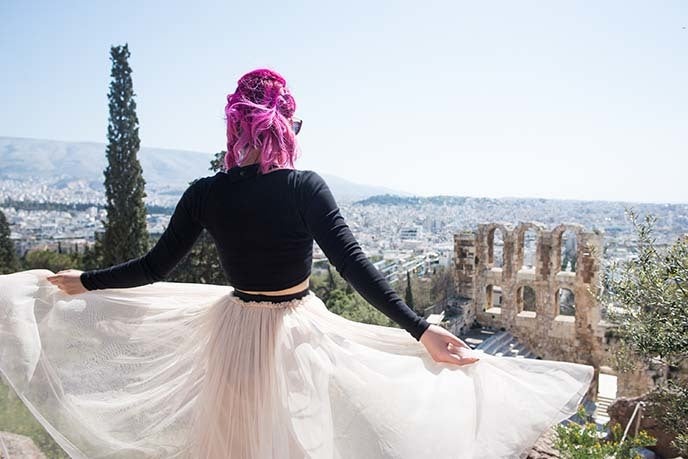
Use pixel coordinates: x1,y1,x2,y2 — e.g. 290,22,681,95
46,269,88,295
419,324,480,366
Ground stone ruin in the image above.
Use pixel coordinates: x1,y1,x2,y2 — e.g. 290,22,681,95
451,221,668,400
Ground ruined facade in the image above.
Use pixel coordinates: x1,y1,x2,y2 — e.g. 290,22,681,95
453,222,616,398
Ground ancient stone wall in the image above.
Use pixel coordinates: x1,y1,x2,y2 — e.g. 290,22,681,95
454,222,612,397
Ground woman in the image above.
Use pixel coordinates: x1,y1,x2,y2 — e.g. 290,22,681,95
0,69,593,458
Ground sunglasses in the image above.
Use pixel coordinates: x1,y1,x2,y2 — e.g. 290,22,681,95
292,117,303,135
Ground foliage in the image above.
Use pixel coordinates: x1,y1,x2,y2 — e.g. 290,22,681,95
310,268,395,327
81,236,103,270
404,270,415,311
0,377,69,458
310,261,457,328
553,405,656,459
603,210,687,367
99,43,149,267
429,264,456,306
21,249,81,273
644,379,688,454
600,209,688,454
0,209,19,274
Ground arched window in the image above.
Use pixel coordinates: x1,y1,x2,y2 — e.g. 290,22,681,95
485,284,503,311
556,288,576,316
517,285,537,315
488,228,504,268
521,229,538,271
560,230,577,273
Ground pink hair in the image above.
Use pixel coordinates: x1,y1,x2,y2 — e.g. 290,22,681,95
223,68,300,174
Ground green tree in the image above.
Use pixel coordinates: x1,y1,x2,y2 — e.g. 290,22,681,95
0,209,19,274
405,270,415,311
98,43,149,267
602,210,688,455
81,240,102,270
22,249,80,273
327,265,336,290
429,264,456,306
310,267,395,327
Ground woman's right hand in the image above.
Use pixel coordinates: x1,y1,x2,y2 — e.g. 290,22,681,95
419,325,480,366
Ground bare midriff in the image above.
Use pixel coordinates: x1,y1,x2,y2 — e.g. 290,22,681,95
234,277,310,296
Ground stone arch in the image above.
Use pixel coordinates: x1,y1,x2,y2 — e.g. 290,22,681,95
551,224,584,274
485,284,503,311
514,222,545,273
516,284,537,315
485,223,510,269
556,287,576,316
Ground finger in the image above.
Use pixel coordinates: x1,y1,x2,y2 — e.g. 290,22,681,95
454,355,480,366
448,335,470,349
438,351,478,366
439,352,460,365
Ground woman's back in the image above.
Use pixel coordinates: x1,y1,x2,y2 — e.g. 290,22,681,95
200,163,318,292
80,161,433,341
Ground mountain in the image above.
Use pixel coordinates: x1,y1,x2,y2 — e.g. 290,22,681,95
0,136,407,202
0,136,212,189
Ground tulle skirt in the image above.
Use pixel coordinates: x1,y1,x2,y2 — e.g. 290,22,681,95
0,269,594,459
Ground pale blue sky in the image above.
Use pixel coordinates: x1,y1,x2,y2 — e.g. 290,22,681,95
1,1,686,203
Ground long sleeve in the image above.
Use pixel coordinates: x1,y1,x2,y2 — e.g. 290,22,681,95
298,171,431,341
80,180,206,290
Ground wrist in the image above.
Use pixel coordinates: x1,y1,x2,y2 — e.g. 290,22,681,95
414,318,432,342
79,271,95,291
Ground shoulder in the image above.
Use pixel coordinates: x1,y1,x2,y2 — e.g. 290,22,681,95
188,175,216,193
295,169,328,191
294,169,338,211
181,175,215,205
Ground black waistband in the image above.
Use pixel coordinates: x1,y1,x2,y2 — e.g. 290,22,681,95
232,287,311,303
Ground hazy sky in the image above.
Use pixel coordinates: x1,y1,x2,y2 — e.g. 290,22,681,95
1,1,686,203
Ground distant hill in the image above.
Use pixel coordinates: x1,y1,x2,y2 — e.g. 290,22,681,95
0,136,406,201
0,136,214,189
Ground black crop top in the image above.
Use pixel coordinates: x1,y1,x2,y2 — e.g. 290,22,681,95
80,163,431,341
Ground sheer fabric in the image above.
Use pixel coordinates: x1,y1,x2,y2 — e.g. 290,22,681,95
1,269,594,458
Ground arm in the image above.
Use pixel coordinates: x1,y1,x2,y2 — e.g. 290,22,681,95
80,180,206,290
299,171,431,341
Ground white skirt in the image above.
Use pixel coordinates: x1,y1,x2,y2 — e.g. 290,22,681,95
0,269,594,459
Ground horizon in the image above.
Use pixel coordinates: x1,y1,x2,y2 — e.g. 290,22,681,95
1,1,686,204
3,134,687,207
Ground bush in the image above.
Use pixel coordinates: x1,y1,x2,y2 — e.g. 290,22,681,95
600,210,688,455
553,405,656,459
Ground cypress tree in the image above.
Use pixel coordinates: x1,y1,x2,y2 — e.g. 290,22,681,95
327,265,336,290
99,43,149,266
405,270,415,310
0,209,19,274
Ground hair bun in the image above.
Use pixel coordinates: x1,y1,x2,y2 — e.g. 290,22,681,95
224,68,300,174
235,69,292,112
